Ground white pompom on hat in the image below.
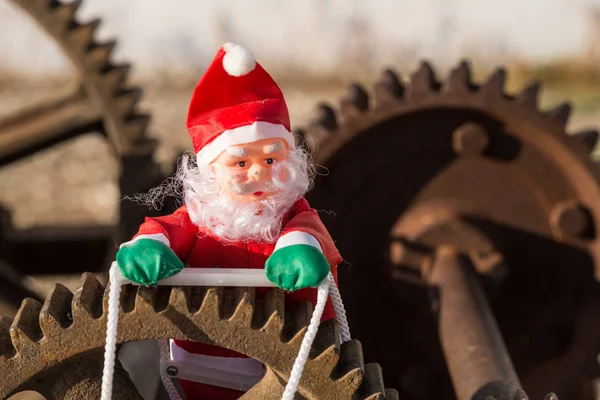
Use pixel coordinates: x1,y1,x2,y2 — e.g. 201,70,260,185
222,42,257,77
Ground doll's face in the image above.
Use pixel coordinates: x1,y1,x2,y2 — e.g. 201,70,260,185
211,138,290,202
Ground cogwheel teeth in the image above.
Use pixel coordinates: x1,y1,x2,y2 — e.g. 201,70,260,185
300,59,593,168
10,0,151,154
0,272,398,399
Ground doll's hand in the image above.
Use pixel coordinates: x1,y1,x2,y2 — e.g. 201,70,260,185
116,239,184,285
265,245,329,291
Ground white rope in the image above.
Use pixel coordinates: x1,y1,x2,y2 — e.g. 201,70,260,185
281,275,330,400
159,340,184,400
101,264,123,400
328,274,351,343
102,267,350,400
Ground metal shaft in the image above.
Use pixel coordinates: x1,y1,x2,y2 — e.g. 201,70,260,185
428,247,522,400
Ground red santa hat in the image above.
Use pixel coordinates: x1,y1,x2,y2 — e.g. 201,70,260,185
186,42,294,166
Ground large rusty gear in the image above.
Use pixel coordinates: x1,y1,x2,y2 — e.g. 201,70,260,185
1,0,152,164
0,273,399,399
300,62,600,399
0,0,170,315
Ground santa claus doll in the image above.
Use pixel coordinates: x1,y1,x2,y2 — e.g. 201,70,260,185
116,42,343,399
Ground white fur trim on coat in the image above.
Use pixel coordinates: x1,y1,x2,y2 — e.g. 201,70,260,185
274,231,323,253
119,233,170,249
196,121,295,166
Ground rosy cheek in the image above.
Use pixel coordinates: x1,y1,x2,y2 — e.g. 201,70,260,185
220,170,247,184
231,172,247,182
274,167,289,182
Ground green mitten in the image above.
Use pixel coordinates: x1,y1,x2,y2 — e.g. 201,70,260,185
116,239,184,285
265,244,329,291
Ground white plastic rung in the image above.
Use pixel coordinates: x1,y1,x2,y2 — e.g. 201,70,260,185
112,262,285,287
160,359,264,392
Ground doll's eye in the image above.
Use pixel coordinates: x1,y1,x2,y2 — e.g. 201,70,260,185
266,158,274,165
238,161,247,167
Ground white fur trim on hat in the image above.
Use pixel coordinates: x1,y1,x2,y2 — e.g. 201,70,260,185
222,43,256,77
196,121,295,165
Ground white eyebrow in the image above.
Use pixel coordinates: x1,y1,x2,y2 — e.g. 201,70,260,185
264,141,283,154
225,146,247,157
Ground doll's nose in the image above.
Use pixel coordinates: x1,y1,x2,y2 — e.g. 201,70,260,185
249,165,269,180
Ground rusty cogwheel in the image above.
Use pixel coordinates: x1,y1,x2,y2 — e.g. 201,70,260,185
0,273,399,399
300,62,600,399
0,0,163,320
1,0,153,166
0,0,168,314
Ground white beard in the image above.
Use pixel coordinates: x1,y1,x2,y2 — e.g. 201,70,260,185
176,146,314,243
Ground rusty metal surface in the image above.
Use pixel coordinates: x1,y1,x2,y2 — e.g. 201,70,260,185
0,207,44,314
0,0,172,244
0,259,43,316
302,62,600,399
1,2,598,396
0,274,398,399
2,0,152,165
0,205,116,276
0,6,178,398
0,0,175,303
427,247,521,400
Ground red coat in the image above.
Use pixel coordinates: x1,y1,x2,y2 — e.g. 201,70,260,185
130,198,342,398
